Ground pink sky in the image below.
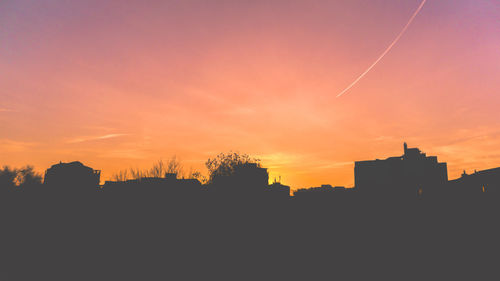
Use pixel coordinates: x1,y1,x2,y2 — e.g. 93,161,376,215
1,0,499,189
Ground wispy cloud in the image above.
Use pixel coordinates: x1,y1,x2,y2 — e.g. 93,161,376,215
314,161,353,170
260,152,352,171
0,139,37,152
97,148,147,159
0,108,15,113
68,134,128,144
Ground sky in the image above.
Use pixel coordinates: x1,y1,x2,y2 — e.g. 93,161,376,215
1,0,499,189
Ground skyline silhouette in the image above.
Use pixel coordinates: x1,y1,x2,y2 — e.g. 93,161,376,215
2,142,499,199
2,143,500,280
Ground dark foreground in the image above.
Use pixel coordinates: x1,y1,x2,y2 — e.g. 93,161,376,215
1,194,499,280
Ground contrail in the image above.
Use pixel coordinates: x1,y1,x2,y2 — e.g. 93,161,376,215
336,0,427,98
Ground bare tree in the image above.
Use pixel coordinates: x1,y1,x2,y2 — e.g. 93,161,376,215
111,156,185,181
129,167,144,180
112,169,129,182
165,156,183,177
147,160,166,178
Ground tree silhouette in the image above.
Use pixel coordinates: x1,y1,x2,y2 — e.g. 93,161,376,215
187,168,207,184
205,152,260,184
0,165,42,190
0,166,17,189
16,166,42,188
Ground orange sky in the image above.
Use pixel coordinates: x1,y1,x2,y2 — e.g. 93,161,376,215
1,0,499,189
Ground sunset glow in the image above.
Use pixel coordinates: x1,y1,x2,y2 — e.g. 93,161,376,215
1,0,499,189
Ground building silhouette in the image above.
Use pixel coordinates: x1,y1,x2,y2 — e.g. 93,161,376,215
448,167,500,199
355,143,448,199
103,173,203,201
44,161,101,190
210,162,268,196
268,181,291,198
294,184,344,196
